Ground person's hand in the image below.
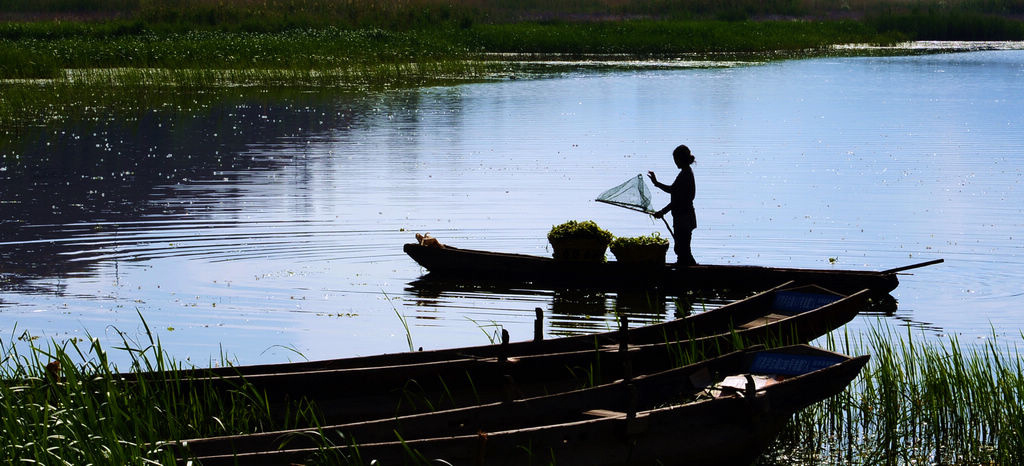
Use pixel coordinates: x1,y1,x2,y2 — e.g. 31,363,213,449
647,171,657,184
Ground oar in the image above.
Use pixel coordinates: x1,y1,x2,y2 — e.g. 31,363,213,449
595,200,675,239
881,258,944,274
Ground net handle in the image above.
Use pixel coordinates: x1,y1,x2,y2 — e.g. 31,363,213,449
661,216,675,239
595,199,676,239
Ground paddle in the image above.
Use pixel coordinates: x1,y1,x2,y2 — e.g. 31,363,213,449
881,258,944,274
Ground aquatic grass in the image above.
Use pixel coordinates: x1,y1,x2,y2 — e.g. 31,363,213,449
563,337,603,388
660,325,740,369
465,316,506,344
0,58,506,129
388,297,416,353
0,331,286,464
0,26,481,79
868,10,1024,41
397,378,438,414
61,61,499,87
464,370,481,404
763,321,1024,464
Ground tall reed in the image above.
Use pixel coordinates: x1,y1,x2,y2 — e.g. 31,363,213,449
0,323,313,464
765,321,1024,464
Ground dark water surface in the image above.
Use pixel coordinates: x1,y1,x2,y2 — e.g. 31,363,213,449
2,48,1022,367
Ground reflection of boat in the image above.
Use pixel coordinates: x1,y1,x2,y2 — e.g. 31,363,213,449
184,344,869,466
143,282,864,379
163,284,868,424
404,243,940,296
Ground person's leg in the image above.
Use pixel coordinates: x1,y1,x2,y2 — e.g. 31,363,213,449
675,228,697,266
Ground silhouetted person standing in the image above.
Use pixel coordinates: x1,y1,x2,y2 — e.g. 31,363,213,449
648,144,697,266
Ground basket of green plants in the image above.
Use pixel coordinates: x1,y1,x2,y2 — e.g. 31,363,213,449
609,233,670,265
547,220,613,262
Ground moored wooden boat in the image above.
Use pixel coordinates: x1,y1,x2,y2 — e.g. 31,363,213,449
183,344,869,466
404,243,941,296
163,286,870,425
126,282,853,379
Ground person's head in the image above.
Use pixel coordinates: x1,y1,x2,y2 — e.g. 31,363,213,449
673,144,695,168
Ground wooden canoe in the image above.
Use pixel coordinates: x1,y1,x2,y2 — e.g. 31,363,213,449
127,282,854,379
403,243,935,296
183,344,869,466
162,286,870,425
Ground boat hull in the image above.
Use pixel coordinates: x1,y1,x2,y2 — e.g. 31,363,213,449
404,243,900,295
185,345,869,466
167,287,869,425
122,282,856,379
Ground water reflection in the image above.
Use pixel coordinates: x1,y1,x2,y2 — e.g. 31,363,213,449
613,289,667,316
2,98,343,271
405,278,681,334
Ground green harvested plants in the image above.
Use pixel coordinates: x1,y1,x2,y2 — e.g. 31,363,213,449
547,220,613,243
548,220,612,262
610,233,670,264
610,233,669,249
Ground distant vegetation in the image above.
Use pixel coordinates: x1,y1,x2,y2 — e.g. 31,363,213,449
0,0,1021,80
1,0,1022,125
1,0,1022,42
1,0,1024,24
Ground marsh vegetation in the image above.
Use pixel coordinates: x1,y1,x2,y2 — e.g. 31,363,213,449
769,324,1024,464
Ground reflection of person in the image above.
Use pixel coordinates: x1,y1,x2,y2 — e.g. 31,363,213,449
648,144,697,266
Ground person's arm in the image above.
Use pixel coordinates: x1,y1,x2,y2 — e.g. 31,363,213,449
653,202,672,219
648,171,671,193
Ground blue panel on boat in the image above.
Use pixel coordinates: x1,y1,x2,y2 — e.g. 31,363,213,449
771,291,841,314
750,352,845,376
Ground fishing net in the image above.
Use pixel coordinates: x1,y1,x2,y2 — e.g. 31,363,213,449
595,174,654,213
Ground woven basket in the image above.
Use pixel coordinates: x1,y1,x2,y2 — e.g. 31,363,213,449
550,238,609,262
610,242,669,265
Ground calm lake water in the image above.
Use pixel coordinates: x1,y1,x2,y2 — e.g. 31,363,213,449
2,46,1022,367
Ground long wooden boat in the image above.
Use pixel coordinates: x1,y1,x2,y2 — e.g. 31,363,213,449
128,282,855,379
164,286,869,425
404,243,941,296
183,344,869,466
